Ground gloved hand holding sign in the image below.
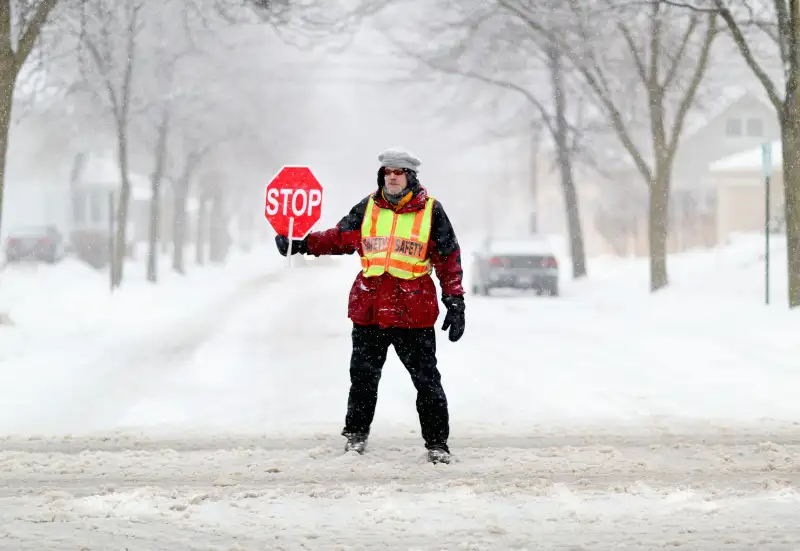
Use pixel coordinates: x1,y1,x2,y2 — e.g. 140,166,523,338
275,235,308,256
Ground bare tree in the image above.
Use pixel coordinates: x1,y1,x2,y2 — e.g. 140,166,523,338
63,0,364,287
384,1,591,279
0,1,60,239
546,43,587,278
70,0,147,289
497,0,718,291
131,4,200,283
0,0,379,248
159,32,317,272
663,0,800,306
139,58,173,283
171,145,210,274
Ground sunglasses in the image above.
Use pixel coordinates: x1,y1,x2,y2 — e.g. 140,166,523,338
384,168,405,176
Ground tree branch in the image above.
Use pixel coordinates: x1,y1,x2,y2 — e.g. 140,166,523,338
713,0,783,110
398,42,558,137
786,0,799,102
617,21,649,84
502,0,653,183
647,0,664,90
665,11,717,167
119,3,143,126
662,12,701,90
659,0,718,13
774,0,790,68
14,0,59,65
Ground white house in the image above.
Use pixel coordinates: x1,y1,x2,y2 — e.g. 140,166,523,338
1,109,148,232
709,139,783,243
671,91,779,193
526,90,781,256
0,105,198,267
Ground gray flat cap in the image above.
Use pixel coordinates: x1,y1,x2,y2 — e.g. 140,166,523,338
378,147,421,172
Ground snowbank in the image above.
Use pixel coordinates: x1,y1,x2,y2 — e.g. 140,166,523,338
1,232,798,438
0,246,280,329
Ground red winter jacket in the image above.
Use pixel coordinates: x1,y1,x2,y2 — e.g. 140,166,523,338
305,185,464,329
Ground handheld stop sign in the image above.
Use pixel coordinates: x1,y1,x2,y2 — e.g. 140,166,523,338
264,166,324,267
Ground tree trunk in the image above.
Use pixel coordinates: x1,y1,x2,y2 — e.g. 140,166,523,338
174,150,207,273
161,185,171,255
0,0,59,240
209,185,229,264
147,113,169,283
196,197,206,265
238,204,254,252
649,165,670,291
146,175,160,283
781,103,800,307
112,123,133,289
528,127,540,234
548,46,587,279
0,68,15,239
172,177,189,275
555,146,586,279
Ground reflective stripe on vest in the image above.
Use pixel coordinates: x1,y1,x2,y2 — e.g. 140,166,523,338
360,195,435,279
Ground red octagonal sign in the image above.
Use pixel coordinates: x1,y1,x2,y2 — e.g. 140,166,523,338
264,165,324,239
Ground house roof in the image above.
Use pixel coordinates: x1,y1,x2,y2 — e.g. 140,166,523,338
708,139,780,173
681,88,774,140
536,89,773,170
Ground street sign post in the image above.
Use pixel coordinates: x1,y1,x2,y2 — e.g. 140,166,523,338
264,166,323,268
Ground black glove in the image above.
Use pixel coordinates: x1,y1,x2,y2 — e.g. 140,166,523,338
441,295,465,342
275,234,308,256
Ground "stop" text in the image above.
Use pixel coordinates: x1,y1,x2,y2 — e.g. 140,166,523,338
265,188,323,217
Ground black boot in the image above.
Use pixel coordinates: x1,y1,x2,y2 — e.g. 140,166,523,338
426,444,451,464
343,431,368,454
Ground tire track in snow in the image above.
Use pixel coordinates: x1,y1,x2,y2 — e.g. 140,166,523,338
3,423,800,493
1,427,800,550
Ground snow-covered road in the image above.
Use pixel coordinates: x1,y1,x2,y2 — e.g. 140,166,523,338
3,428,800,550
2,242,800,549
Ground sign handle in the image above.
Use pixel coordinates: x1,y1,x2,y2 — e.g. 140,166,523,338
287,217,294,269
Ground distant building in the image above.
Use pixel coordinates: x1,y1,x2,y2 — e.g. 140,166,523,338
531,90,780,256
1,109,199,267
709,140,783,243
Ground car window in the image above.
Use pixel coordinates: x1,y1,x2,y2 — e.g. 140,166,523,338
488,245,554,256
11,227,46,235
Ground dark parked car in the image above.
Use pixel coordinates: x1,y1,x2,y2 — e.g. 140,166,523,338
5,225,65,264
470,236,560,296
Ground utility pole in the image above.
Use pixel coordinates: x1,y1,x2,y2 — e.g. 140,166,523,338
529,123,541,234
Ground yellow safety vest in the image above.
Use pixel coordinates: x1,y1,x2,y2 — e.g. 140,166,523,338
360,195,435,279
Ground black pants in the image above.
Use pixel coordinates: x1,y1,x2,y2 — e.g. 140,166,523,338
343,324,449,449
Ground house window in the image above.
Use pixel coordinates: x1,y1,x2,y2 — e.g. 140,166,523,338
746,118,763,137
726,118,742,136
